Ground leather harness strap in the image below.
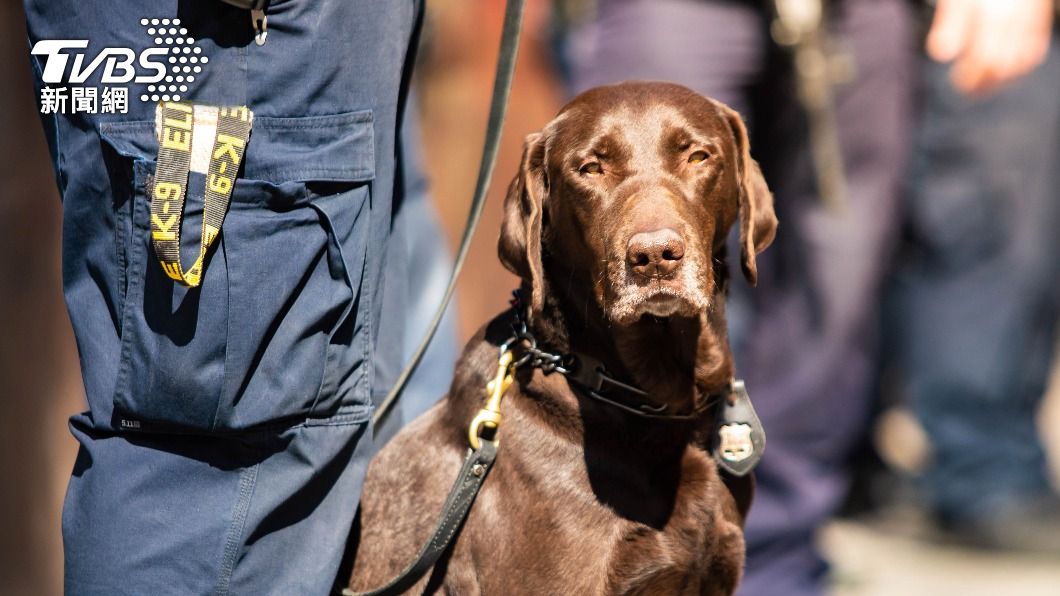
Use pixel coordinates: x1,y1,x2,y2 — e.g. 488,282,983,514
342,442,498,596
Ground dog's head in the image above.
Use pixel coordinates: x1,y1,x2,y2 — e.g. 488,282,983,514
499,81,776,327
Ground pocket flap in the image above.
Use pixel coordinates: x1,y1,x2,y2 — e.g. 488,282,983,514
99,109,376,184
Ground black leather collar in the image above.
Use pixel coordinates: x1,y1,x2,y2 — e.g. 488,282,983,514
562,351,716,421
505,290,723,422
505,288,766,476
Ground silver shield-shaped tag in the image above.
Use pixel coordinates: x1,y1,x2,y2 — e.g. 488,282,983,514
719,422,755,463
711,380,766,476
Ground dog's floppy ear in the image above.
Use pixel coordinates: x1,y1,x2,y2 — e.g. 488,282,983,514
498,132,547,313
716,102,777,286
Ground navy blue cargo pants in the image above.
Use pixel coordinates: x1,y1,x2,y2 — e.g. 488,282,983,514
567,1,914,594
24,1,422,593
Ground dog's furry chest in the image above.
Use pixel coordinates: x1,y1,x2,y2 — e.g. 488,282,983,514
470,441,744,595
604,461,741,595
600,505,734,595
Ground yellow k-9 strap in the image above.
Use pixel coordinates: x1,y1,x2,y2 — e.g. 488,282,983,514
151,101,253,287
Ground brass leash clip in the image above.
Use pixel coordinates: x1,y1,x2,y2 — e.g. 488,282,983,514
468,348,514,449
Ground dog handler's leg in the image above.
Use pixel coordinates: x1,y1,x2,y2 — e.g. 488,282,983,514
24,0,422,593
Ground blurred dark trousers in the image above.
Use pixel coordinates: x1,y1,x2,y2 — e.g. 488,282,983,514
892,44,1060,522
567,1,915,594
373,94,460,446
24,0,421,593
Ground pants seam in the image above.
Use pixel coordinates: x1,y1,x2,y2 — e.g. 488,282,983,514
214,461,260,596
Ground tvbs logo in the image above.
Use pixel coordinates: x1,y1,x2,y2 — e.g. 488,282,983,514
32,40,168,85
32,18,207,114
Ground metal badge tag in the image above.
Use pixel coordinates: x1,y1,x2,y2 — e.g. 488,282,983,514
712,380,766,476
719,423,754,463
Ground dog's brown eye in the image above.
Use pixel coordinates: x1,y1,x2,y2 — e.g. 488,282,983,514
579,162,603,176
688,150,710,164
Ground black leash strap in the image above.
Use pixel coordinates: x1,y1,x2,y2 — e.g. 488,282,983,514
342,441,498,596
346,5,525,589
373,0,527,430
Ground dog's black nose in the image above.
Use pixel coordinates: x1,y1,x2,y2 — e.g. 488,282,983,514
627,228,685,278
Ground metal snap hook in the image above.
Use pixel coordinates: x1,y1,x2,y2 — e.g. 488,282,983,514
251,9,267,45
468,350,514,449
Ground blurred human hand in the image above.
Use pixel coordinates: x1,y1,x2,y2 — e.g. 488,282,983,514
927,0,1054,95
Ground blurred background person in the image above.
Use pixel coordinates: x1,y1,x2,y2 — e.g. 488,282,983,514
565,1,916,593
889,0,1060,550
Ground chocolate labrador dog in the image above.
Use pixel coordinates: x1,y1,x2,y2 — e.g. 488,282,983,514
347,81,777,595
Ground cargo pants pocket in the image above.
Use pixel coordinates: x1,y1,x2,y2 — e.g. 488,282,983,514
100,110,376,432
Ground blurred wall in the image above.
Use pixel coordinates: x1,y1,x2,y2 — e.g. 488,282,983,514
0,1,85,595
417,0,564,340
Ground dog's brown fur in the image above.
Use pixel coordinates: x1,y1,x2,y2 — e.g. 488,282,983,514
347,82,777,595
